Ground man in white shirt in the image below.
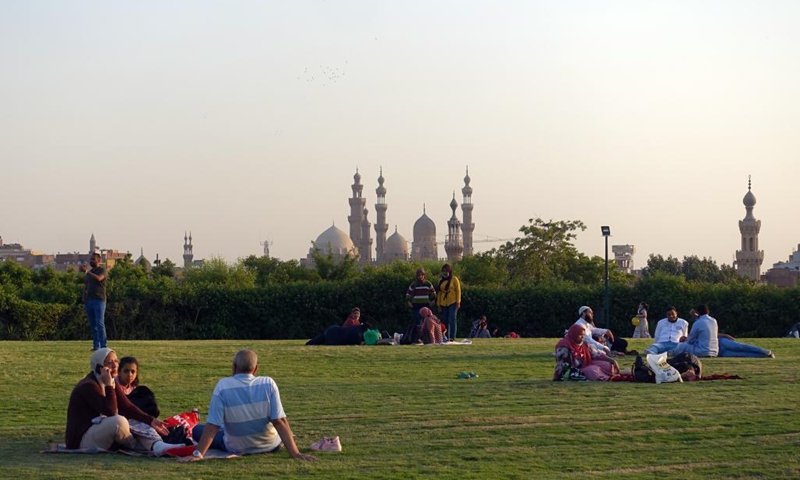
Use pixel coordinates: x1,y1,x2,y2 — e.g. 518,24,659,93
574,306,614,355
643,306,689,354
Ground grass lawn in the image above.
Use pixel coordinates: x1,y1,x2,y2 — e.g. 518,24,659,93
1,338,799,479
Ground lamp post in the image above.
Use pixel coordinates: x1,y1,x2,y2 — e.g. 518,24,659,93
601,226,611,328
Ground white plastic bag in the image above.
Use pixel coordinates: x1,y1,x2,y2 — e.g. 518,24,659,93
646,353,683,384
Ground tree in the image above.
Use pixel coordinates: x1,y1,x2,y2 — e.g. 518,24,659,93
643,254,745,284
241,255,320,286
494,218,587,284
151,258,176,278
309,246,359,281
455,251,509,286
643,254,683,277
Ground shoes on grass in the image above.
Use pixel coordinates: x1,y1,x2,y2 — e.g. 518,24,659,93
311,436,342,452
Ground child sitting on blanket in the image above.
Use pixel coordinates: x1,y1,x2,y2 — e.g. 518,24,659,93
116,356,194,453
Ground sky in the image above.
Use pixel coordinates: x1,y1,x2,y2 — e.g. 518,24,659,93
2,1,800,270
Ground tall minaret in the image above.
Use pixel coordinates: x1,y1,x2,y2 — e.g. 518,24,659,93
348,168,365,255
183,231,194,268
360,208,373,264
374,168,388,263
460,167,475,256
445,193,464,262
89,233,97,254
735,176,764,281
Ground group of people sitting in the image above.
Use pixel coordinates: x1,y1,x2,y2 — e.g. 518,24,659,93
554,304,775,382
66,348,317,461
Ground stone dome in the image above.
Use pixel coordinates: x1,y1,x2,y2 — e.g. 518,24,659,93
413,213,436,239
385,229,409,258
743,189,756,208
314,224,355,256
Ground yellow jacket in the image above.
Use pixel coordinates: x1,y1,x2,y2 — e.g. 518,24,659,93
436,275,461,307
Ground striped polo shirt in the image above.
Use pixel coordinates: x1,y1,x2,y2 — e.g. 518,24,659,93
207,374,286,454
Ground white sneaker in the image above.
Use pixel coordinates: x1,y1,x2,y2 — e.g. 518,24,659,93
310,436,342,452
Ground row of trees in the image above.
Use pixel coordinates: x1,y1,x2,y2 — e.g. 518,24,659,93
1,217,792,341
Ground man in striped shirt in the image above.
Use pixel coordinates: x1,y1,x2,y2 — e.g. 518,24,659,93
185,349,317,461
406,268,436,326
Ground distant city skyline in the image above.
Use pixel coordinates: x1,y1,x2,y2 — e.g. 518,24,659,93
2,2,799,269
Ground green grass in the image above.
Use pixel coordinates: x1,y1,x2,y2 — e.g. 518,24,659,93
1,338,799,479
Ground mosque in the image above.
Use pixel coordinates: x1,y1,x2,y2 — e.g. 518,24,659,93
303,168,475,265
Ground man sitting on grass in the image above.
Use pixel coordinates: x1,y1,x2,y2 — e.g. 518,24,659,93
181,349,317,461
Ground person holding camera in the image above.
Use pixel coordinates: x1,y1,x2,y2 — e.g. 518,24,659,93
80,251,107,351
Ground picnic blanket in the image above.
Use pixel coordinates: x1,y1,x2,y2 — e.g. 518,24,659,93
42,443,238,459
609,373,742,382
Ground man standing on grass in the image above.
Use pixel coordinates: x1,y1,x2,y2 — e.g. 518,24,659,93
80,251,107,351
406,268,436,326
182,349,317,461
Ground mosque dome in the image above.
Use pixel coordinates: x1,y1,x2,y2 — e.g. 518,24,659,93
413,213,436,239
385,229,409,258
135,250,151,270
743,189,756,208
314,224,355,256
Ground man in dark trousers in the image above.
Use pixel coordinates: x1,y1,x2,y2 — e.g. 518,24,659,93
81,251,107,351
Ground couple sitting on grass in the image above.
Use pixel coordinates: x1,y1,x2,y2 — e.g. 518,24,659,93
643,305,774,358
66,348,317,461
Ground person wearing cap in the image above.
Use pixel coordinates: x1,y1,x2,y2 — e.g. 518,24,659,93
342,307,361,327
181,349,317,462
574,306,614,355
80,251,107,351
406,268,436,326
65,348,170,451
436,264,461,341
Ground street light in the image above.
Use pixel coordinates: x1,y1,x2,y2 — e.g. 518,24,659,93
601,226,611,328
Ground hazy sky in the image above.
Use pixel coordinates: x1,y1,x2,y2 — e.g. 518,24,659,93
2,1,799,270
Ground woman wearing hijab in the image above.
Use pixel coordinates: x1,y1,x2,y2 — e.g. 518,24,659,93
342,307,362,327
65,348,174,453
419,307,444,344
554,324,619,381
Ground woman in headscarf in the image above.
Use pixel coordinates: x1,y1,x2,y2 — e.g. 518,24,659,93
554,324,619,381
65,348,169,450
419,307,444,345
342,307,362,327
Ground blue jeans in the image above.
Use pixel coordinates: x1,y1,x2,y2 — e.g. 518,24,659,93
85,299,107,350
718,337,772,357
192,424,281,453
645,341,678,354
440,304,458,340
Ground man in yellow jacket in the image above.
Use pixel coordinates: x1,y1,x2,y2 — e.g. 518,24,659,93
436,264,461,341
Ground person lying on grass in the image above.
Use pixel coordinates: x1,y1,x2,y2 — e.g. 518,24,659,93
65,348,170,452
554,324,619,381
179,349,317,461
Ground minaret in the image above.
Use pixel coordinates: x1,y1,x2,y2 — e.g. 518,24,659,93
183,231,194,268
374,168,388,263
89,233,97,254
348,168,366,256
735,176,764,281
360,208,373,264
460,167,475,256
445,193,464,261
